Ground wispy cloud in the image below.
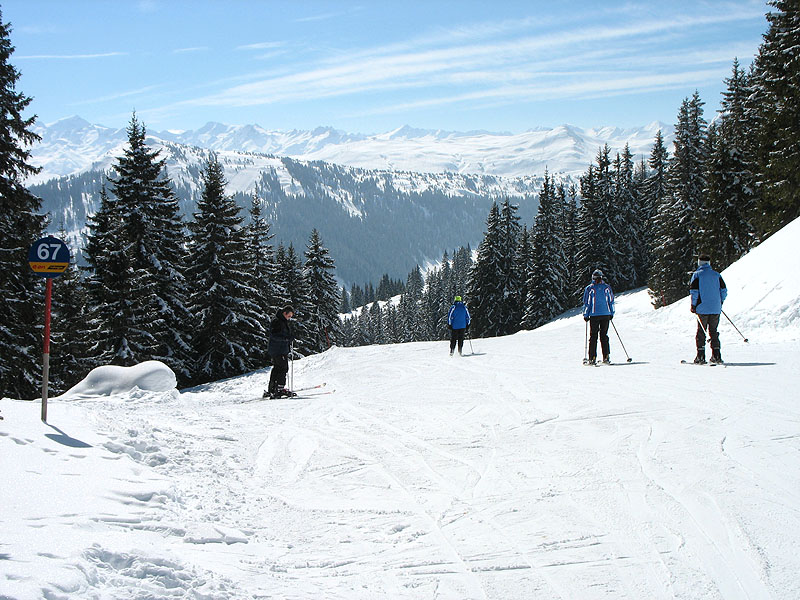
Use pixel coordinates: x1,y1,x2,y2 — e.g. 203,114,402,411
173,46,209,54
236,41,285,51
159,4,765,121
16,52,127,60
70,85,163,106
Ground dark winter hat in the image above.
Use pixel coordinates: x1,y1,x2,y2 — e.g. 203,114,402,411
592,269,603,280
698,253,711,263
282,305,295,315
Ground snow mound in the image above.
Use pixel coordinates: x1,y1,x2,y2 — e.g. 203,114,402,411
718,217,800,336
59,360,177,399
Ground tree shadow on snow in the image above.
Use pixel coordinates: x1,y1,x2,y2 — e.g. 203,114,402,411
44,424,92,448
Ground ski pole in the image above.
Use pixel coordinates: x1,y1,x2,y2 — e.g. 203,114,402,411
583,319,589,364
695,314,711,346
289,340,294,393
610,320,632,362
467,329,474,355
721,310,749,342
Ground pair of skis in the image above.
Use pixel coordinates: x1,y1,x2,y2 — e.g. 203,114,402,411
680,360,724,367
261,382,333,400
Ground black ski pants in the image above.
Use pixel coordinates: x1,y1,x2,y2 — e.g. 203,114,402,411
450,328,466,354
696,313,721,351
588,316,611,360
268,354,289,392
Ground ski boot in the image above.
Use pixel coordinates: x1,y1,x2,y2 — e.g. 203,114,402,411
709,349,723,364
693,349,706,364
587,357,597,365
602,355,611,365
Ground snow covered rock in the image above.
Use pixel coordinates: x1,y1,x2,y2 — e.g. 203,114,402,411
59,360,177,399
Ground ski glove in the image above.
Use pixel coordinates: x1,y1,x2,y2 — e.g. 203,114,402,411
690,304,697,313
584,316,590,322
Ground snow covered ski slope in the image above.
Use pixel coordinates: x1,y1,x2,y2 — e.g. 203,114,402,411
2,218,799,599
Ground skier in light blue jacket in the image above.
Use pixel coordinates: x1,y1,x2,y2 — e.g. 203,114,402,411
689,253,727,364
447,296,471,356
583,269,615,364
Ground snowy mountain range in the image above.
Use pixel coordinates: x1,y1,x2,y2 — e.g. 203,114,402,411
29,116,672,185
26,117,671,285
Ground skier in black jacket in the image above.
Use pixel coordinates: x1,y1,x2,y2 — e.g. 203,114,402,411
267,306,295,398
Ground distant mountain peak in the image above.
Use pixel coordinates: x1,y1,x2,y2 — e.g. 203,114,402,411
26,116,674,185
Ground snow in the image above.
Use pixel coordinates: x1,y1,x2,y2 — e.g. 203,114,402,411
58,361,177,399
2,219,800,599
28,117,673,185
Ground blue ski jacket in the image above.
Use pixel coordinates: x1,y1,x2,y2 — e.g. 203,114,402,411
690,264,727,314
448,302,471,329
583,282,615,318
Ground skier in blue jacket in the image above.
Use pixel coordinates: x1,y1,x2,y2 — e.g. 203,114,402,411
448,296,471,356
690,253,727,364
583,269,615,364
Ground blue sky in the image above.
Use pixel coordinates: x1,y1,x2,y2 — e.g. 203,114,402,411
3,0,769,134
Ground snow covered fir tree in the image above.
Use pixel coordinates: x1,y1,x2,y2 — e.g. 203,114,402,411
0,10,46,399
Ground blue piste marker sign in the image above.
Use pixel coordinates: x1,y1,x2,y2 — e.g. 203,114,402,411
28,236,70,278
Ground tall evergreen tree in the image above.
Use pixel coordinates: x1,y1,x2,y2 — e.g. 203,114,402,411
649,93,708,307
576,148,615,288
751,1,800,236
611,144,638,289
631,158,650,288
468,202,504,337
244,194,277,367
186,156,264,383
82,186,130,366
563,184,580,306
50,232,89,393
278,243,314,355
303,229,341,352
340,286,351,314
643,130,670,279
0,11,47,398
522,172,567,329
498,198,523,333
97,113,193,379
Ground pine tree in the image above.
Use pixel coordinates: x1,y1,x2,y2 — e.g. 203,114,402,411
398,266,425,342
97,113,193,379
50,232,89,393
631,158,650,287
468,202,504,337
278,243,314,355
82,186,130,366
303,229,341,352
522,172,567,329
186,156,264,383
649,93,708,307
698,121,756,271
643,130,669,280
611,144,638,289
498,199,523,334
244,194,277,367
576,148,616,288
751,1,800,236
0,11,47,398
563,184,580,306
340,286,351,314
